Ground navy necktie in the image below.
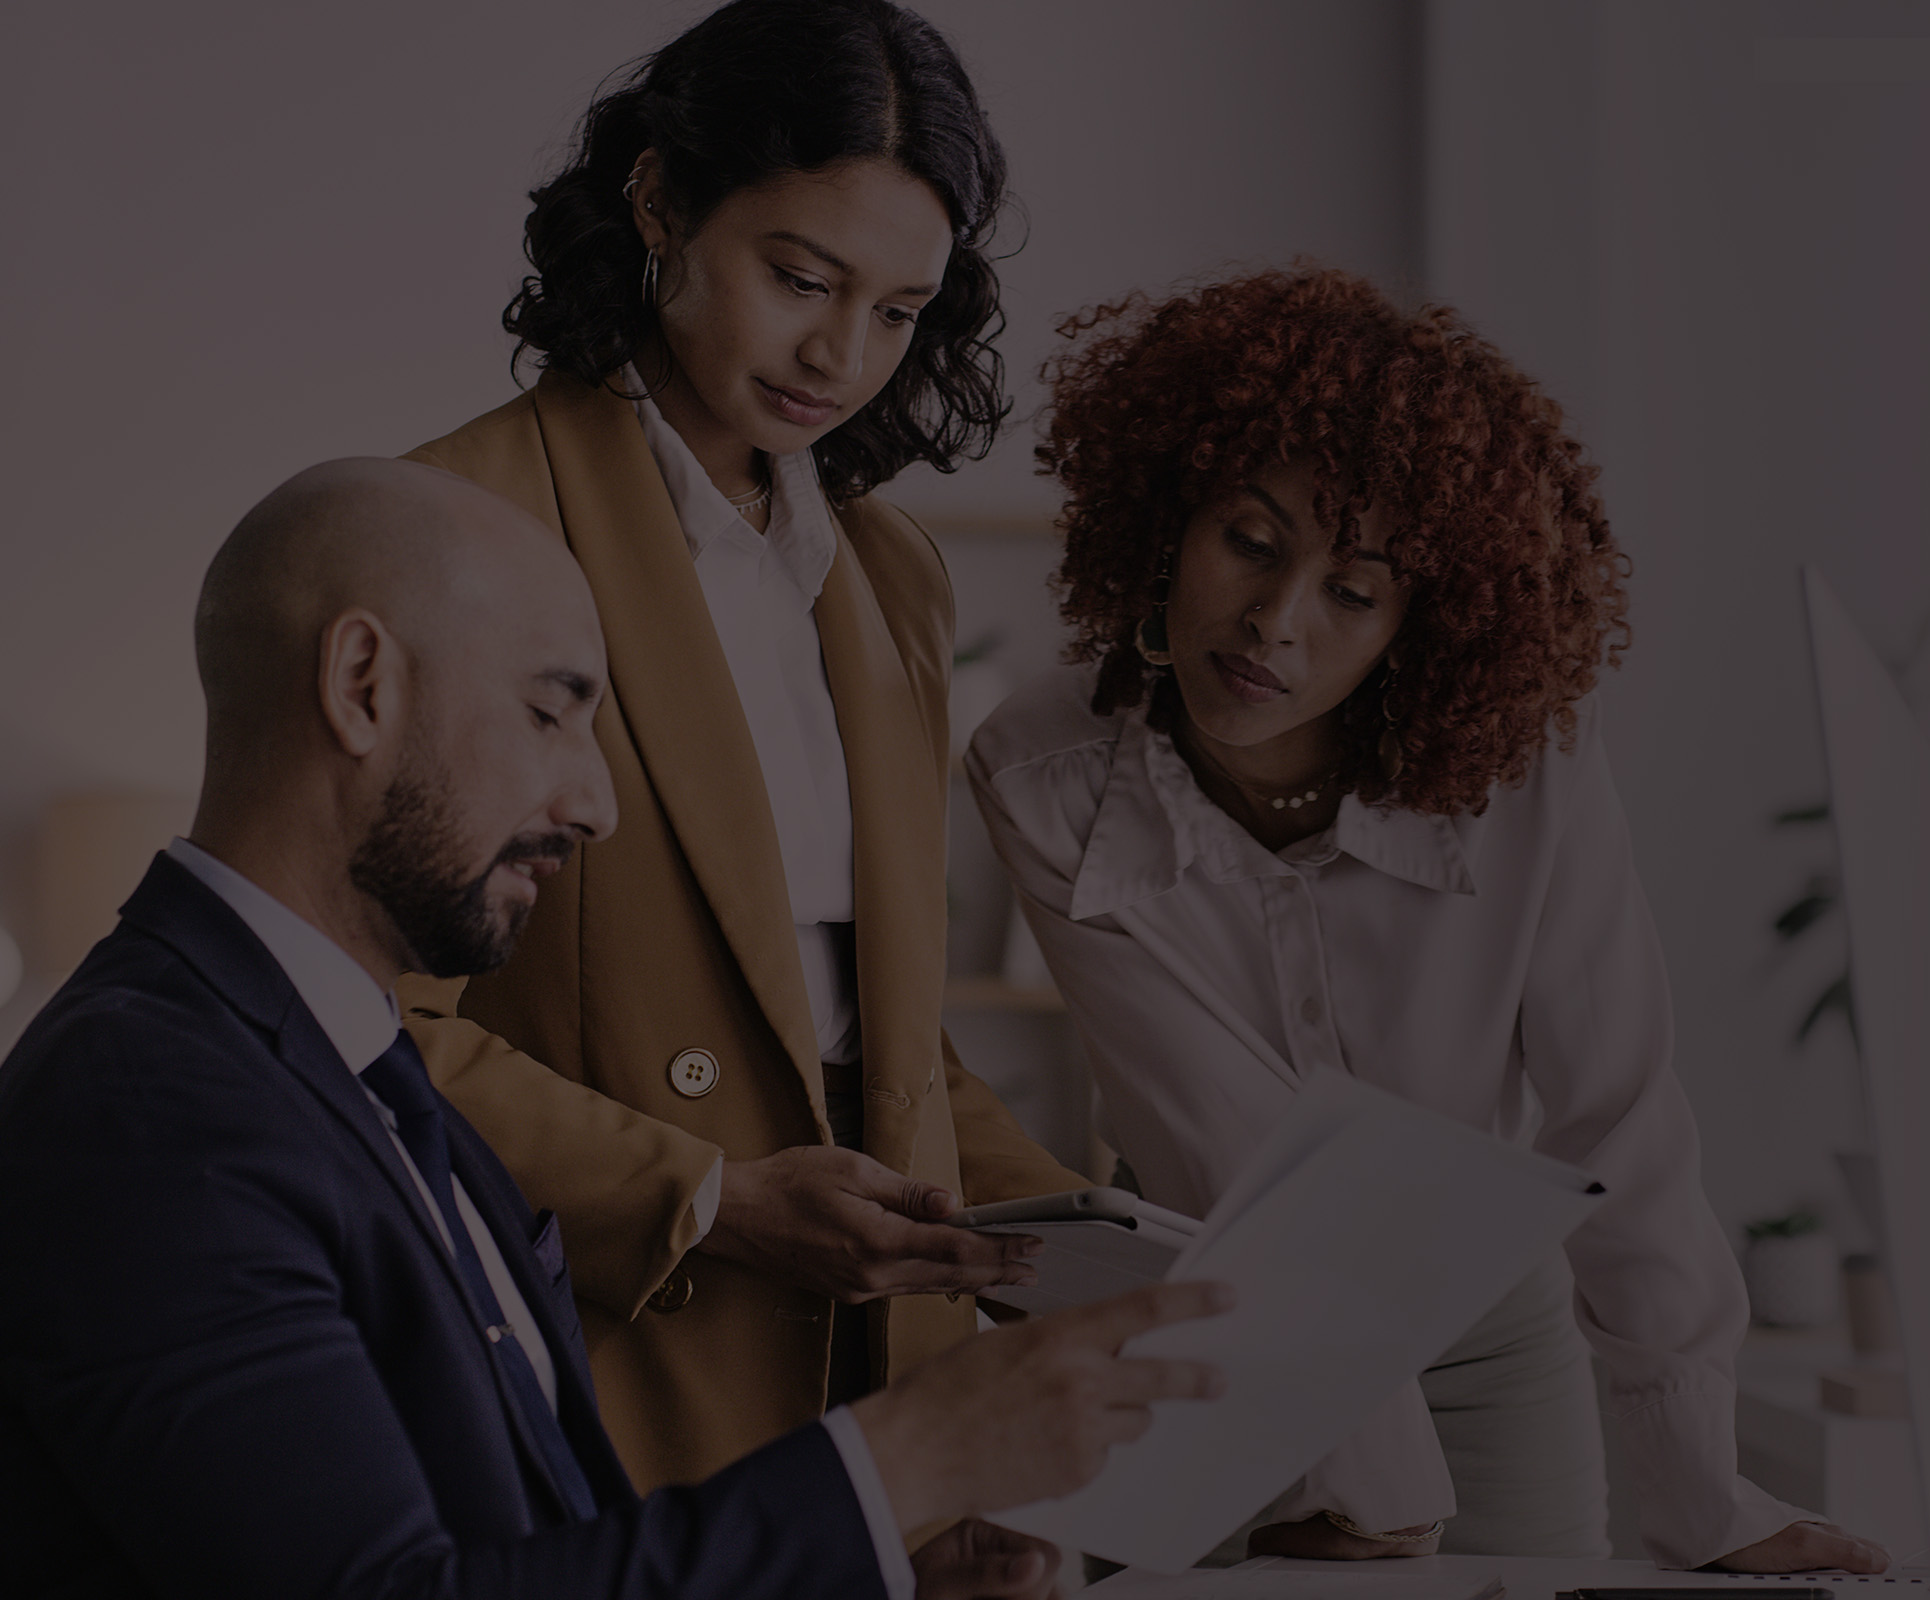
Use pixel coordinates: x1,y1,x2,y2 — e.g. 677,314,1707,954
361,1031,598,1522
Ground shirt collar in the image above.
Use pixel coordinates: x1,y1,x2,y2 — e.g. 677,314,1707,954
1067,703,1475,921
627,374,838,602
165,838,401,1074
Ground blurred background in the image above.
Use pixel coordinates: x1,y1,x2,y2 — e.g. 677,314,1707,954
2,0,1927,1544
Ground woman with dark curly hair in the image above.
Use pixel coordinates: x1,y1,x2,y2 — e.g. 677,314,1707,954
392,0,1087,1569
968,268,1887,1572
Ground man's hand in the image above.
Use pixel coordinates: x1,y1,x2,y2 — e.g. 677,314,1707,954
1247,1515,1441,1561
912,1520,1063,1599
852,1279,1234,1533
698,1146,1044,1301
1707,1520,1888,1574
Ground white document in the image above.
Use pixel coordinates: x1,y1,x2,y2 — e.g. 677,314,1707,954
992,1069,1604,1573
971,1201,1201,1315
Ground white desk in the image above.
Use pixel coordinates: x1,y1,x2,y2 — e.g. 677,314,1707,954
1734,1326,1924,1560
1094,1553,1930,1596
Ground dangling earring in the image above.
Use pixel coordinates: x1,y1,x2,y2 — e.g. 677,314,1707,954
1377,661,1405,781
642,248,659,313
1135,546,1176,667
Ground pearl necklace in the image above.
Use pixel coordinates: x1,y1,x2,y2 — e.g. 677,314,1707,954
1175,720,1338,821
1262,774,1332,812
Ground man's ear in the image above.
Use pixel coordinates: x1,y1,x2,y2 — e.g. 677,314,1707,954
317,608,405,759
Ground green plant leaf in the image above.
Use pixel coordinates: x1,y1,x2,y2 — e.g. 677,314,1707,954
1773,892,1835,939
1796,974,1855,1044
1746,1208,1824,1238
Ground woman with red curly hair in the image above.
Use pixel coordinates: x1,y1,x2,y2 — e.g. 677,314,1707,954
967,269,1885,1572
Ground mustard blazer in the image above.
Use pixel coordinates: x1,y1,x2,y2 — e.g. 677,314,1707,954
395,369,1087,1494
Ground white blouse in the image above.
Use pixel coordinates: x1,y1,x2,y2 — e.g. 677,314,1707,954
630,382,859,1065
966,663,1809,1569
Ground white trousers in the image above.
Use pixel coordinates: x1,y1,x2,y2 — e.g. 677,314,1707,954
1206,1254,1611,1564
1420,1254,1610,1558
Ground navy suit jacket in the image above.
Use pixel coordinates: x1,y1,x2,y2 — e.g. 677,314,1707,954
0,855,887,1599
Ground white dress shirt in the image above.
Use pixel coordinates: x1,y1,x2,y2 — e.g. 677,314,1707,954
967,666,1812,1569
630,378,860,1066
166,839,913,1598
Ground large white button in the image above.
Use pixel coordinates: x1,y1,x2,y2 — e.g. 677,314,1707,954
669,1048,720,1098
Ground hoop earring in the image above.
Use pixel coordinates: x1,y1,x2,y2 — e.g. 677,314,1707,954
642,249,659,313
1377,661,1405,781
1135,546,1176,667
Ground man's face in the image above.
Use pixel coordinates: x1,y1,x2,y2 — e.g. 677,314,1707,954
349,548,617,979
347,742,574,977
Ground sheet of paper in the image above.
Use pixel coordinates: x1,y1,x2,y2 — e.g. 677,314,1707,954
1092,1567,1504,1600
993,1070,1604,1573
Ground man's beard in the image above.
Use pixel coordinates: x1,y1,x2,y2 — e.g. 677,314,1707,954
347,752,574,979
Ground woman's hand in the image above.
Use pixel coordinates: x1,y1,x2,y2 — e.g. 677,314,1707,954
1247,1514,1442,1560
1706,1519,1888,1573
697,1146,1044,1301
912,1520,1063,1598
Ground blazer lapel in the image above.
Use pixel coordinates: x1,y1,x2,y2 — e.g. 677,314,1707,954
529,372,822,1094
815,519,950,1177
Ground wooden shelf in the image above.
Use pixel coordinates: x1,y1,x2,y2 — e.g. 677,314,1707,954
943,976,1066,1013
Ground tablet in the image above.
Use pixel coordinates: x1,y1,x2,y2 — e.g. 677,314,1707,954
948,1187,1145,1230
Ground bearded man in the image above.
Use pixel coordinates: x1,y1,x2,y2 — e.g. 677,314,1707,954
0,458,1226,1600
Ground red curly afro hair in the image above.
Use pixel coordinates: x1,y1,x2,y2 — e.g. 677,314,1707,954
1039,266,1630,816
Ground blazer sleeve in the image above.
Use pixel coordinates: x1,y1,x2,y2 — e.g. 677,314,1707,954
943,1028,1092,1203
0,1006,882,1600
401,973,723,1321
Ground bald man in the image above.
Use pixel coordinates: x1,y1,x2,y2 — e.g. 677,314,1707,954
0,460,1227,1600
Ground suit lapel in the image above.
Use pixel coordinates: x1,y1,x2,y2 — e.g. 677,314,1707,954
530,373,823,1098
120,859,476,1274
121,857,600,1517
815,517,949,1177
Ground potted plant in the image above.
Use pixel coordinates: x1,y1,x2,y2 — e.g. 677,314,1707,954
1742,1210,1840,1328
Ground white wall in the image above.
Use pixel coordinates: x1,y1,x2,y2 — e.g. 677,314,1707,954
1424,0,1930,1242
0,3,1419,1042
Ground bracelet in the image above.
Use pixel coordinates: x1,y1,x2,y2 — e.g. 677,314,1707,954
1322,1510,1446,1543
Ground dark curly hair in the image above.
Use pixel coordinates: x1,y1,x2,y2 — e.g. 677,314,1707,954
503,0,1010,502
1039,267,1629,816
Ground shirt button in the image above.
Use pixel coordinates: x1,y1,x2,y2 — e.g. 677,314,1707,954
669,1048,720,1097
1300,996,1322,1025
647,1267,694,1313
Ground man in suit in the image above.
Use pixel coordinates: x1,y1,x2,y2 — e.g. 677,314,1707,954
0,458,1228,1599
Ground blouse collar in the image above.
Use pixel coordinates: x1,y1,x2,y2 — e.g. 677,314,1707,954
1068,701,1475,922
626,372,838,602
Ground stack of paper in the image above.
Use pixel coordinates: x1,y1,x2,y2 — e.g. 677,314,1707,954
992,1069,1605,1572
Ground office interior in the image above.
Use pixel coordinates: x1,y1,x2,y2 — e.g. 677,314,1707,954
2,0,1926,1565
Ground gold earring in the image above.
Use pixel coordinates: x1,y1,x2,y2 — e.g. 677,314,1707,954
1135,546,1176,667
